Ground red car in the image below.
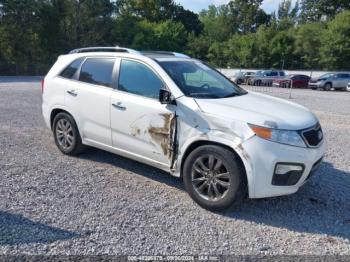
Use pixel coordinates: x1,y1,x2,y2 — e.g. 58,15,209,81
272,74,311,88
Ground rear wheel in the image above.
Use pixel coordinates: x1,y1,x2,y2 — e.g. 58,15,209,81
53,112,85,155
183,145,246,211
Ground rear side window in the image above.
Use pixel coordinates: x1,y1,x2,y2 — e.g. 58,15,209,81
60,58,84,79
267,72,278,77
79,58,115,87
292,75,308,80
338,73,350,78
118,60,163,99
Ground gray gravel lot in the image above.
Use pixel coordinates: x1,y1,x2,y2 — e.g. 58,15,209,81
0,78,350,256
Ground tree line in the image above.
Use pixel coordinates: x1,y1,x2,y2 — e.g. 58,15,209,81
0,0,350,75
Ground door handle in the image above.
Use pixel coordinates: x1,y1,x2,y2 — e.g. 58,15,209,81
112,102,126,111
67,90,78,97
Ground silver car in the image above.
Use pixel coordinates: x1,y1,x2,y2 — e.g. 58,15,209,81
309,72,350,91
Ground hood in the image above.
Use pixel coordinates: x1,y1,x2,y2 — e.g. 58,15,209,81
195,91,318,130
310,77,321,82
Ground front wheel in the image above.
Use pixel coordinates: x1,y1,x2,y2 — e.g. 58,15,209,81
183,145,246,211
324,83,332,91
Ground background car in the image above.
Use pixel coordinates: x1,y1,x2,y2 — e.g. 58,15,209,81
272,74,311,88
230,71,255,84
347,82,350,91
249,70,285,86
309,72,350,91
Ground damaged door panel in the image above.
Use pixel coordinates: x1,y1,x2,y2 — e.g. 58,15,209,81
111,89,177,167
130,113,178,167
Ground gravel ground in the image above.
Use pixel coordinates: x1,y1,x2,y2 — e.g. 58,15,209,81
0,78,349,256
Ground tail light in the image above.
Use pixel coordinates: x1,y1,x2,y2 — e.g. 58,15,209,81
41,79,45,94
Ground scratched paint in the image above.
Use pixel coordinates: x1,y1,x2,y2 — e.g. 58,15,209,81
130,113,176,159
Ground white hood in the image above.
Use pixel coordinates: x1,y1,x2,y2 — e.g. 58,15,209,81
195,91,318,130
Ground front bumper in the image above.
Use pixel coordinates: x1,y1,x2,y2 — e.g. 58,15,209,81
241,136,325,198
309,82,324,89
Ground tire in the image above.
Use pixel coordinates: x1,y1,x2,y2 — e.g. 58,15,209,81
183,145,246,211
324,83,332,91
237,79,242,85
53,112,85,155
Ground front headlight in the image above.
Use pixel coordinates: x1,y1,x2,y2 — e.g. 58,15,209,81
249,124,306,148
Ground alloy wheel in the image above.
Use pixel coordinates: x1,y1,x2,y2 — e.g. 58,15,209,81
191,155,231,201
56,119,75,150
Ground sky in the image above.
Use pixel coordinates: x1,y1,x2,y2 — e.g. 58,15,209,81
176,0,298,14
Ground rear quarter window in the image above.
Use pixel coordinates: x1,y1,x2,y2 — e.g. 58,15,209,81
59,58,85,79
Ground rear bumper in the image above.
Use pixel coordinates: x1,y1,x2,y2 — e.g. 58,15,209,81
241,136,325,198
42,103,51,130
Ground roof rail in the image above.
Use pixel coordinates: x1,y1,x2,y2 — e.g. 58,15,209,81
69,46,140,54
142,51,190,58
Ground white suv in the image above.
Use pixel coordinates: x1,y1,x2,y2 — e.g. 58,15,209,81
42,47,325,210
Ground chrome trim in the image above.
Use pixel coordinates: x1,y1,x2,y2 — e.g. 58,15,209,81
69,46,141,55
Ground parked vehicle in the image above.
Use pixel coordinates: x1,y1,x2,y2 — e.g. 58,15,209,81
230,71,255,84
309,72,350,91
42,47,324,211
347,82,350,91
250,70,286,86
272,74,311,88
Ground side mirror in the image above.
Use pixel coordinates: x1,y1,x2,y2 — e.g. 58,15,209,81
159,89,175,105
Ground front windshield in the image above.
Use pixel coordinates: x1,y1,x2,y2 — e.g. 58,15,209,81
159,60,247,99
319,73,333,80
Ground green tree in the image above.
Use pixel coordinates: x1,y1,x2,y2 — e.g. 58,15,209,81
320,10,350,70
131,20,187,51
253,24,278,68
186,34,211,61
294,22,324,69
299,0,350,22
277,0,299,29
0,0,43,74
228,0,270,33
116,0,202,34
224,33,257,68
199,5,233,42
269,30,295,69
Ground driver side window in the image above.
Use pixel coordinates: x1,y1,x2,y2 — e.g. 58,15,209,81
118,60,164,99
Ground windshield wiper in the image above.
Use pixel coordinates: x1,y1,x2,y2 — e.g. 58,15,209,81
223,93,240,98
188,93,220,98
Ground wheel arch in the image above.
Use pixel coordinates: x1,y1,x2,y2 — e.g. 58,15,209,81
50,107,78,131
325,82,333,87
179,140,250,197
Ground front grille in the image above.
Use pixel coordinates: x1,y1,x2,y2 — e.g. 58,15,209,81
301,124,323,147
